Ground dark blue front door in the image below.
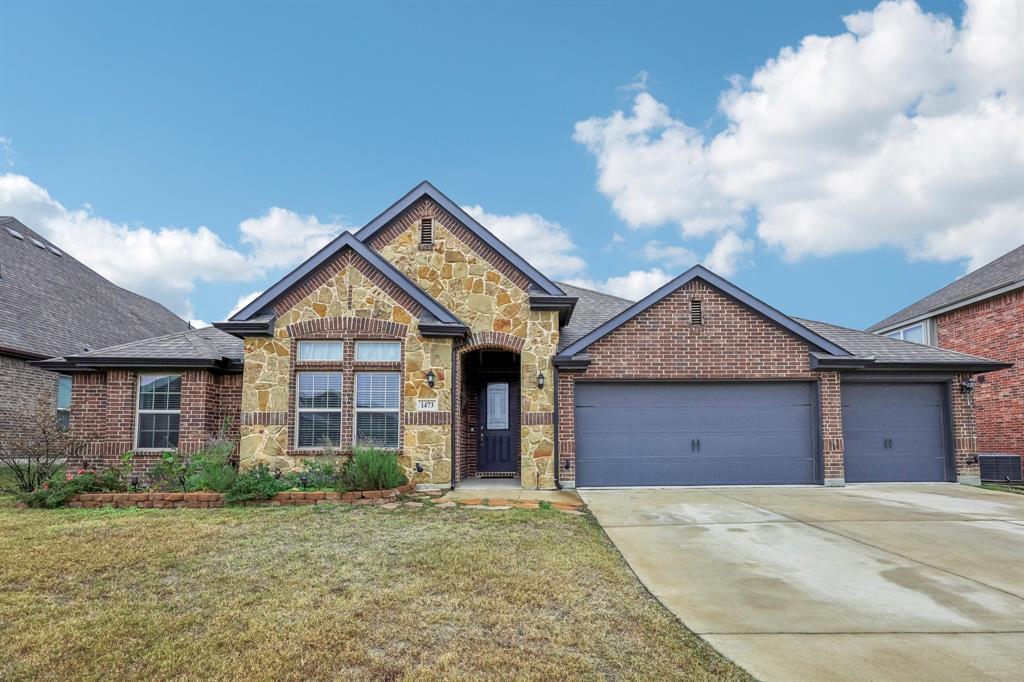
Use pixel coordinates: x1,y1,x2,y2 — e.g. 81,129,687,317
478,381,518,473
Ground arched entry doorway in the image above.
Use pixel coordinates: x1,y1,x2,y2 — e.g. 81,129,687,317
454,335,525,486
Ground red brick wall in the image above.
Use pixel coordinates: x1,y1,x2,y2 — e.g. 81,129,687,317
556,280,826,483
68,369,243,477
0,354,59,447
936,289,1023,459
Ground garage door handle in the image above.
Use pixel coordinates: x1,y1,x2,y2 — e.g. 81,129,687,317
690,439,695,452
696,438,701,452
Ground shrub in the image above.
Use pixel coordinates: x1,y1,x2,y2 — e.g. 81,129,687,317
148,451,188,491
184,441,236,493
0,401,84,494
342,447,406,491
224,465,283,504
299,438,345,489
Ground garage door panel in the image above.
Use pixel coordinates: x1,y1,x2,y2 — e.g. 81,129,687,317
842,383,950,483
575,382,817,487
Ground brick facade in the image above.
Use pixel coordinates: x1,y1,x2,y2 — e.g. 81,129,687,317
936,290,1023,462
67,369,242,477
0,353,60,447
557,280,823,484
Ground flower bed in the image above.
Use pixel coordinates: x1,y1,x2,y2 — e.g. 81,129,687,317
64,483,417,509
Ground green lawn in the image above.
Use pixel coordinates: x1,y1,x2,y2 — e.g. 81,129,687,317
0,503,749,681
982,482,1024,495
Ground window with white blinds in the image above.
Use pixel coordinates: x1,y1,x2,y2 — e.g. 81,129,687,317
297,340,344,361
354,372,401,448
355,341,401,362
296,372,342,447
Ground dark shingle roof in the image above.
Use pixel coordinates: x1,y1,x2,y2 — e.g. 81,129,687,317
0,217,189,358
796,318,1005,368
868,244,1024,332
555,282,634,351
41,326,243,370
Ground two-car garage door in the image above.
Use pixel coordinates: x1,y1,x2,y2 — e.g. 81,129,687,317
574,380,954,487
574,382,818,487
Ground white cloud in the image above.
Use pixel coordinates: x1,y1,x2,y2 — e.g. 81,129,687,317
567,268,673,301
228,290,263,318
189,319,210,329
574,92,744,236
0,173,345,319
576,0,1024,274
704,232,753,276
620,70,650,92
462,204,586,278
239,207,344,270
644,240,698,269
0,137,13,167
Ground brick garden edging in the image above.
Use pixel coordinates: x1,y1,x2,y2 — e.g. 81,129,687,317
66,482,417,509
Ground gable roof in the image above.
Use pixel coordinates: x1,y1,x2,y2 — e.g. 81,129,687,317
798,318,1010,372
226,232,466,334
869,244,1024,333
36,326,243,372
0,217,189,359
555,282,635,351
556,265,851,360
354,181,566,296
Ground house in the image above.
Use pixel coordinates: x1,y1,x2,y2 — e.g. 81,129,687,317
869,245,1023,479
0,217,188,447
38,182,1010,489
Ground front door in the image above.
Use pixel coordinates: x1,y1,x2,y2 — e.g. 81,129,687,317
478,381,519,473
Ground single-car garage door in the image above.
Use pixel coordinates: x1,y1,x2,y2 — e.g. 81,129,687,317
842,383,951,483
575,382,818,487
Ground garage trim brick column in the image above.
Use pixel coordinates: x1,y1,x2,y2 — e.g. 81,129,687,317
952,371,982,485
819,371,845,486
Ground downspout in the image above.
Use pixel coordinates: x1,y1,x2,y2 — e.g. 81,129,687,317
553,364,562,490
450,344,457,490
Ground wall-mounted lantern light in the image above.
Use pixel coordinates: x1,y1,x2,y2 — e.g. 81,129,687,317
537,372,545,389
425,370,436,388
961,377,977,407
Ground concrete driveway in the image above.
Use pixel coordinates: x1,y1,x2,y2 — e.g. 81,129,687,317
581,485,1024,682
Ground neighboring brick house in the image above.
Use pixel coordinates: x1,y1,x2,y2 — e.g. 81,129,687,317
40,182,1010,489
0,217,188,450
869,245,1023,479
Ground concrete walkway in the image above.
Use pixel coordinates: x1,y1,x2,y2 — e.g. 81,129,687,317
582,485,1024,682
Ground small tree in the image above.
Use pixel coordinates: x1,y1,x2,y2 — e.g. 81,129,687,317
0,401,84,493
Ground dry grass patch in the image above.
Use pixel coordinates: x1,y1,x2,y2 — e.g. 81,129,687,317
0,504,749,681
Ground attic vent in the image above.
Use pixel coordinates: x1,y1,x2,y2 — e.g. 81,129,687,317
30,237,46,249
48,246,62,256
689,299,703,325
6,227,23,240
420,217,434,245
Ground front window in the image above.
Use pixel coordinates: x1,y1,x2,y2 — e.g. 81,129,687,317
56,375,72,430
886,322,926,344
137,374,181,449
355,341,401,362
296,372,342,448
354,372,400,448
297,340,343,361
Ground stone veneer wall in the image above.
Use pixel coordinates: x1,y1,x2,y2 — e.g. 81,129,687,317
370,198,559,489
238,254,454,486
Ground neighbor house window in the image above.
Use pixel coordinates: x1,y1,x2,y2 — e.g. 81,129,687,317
296,372,342,448
56,375,72,431
354,372,400,448
136,374,181,449
297,340,343,361
355,341,401,362
886,322,926,345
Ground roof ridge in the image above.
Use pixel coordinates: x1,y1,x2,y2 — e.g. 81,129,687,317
555,281,636,303
70,327,201,358
796,317,998,364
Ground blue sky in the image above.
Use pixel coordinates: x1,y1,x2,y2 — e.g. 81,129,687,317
1,0,1020,328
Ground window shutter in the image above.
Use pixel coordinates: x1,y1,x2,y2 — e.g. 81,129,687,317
689,299,703,325
420,217,434,245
